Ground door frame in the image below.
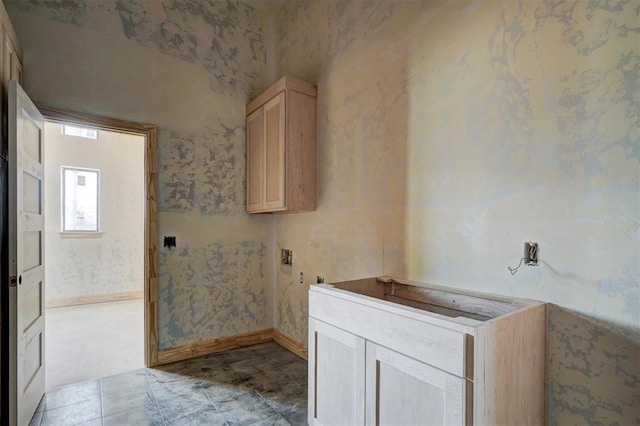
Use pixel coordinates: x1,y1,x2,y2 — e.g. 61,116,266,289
38,106,158,367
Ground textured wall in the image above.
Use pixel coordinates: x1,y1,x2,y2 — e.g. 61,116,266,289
401,0,639,342
273,0,639,423
274,0,638,344
44,122,144,302
5,0,273,349
548,305,639,425
272,0,413,343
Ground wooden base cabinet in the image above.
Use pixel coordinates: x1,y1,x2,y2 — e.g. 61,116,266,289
246,76,316,213
308,277,546,426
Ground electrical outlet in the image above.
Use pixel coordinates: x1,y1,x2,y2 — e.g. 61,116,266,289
524,242,539,266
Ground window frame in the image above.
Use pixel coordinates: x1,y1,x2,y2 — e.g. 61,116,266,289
61,166,101,233
61,124,99,139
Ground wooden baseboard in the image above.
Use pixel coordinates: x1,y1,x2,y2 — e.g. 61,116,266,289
45,291,143,308
157,328,274,365
273,328,308,360
156,327,309,365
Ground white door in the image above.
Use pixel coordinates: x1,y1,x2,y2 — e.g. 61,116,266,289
8,80,45,426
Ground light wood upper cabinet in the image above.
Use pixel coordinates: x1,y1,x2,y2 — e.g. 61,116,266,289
246,76,317,213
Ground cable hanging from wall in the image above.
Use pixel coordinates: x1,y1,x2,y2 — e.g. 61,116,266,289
508,242,539,275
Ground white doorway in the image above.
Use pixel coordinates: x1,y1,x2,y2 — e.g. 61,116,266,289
43,121,145,391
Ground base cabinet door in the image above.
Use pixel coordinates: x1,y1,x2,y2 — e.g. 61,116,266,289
365,342,467,426
309,318,366,426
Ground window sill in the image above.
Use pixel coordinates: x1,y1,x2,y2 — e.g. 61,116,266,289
59,232,103,239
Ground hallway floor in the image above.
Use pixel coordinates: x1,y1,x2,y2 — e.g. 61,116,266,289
46,299,144,391
30,342,308,426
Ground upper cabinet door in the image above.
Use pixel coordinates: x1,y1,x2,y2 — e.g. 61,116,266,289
246,107,264,212
263,93,286,211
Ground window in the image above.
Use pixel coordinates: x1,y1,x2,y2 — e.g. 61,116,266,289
62,167,100,232
62,124,99,139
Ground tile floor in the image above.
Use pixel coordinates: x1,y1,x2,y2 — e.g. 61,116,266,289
46,299,144,390
30,342,308,426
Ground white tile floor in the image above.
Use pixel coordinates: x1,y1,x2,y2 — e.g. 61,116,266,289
45,299,144,391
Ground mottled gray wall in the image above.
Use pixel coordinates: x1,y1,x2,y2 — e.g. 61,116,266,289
273,0,639,348
272,0,639,423
275,0,640,341
4,0,274,349
548,305,639,425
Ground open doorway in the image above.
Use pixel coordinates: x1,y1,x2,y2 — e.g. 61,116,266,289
38,108,158,391
43,121,145,390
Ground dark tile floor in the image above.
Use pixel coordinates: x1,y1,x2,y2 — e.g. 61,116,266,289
29,342,308,426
